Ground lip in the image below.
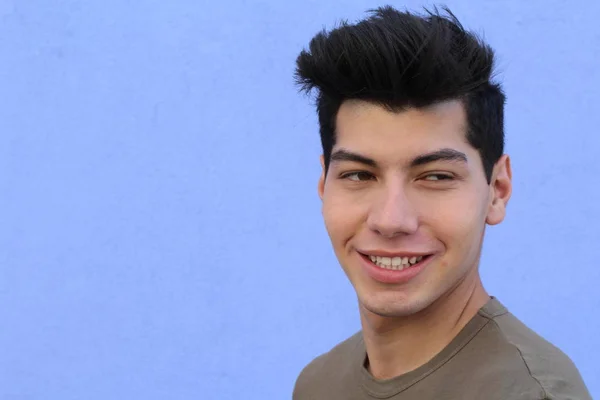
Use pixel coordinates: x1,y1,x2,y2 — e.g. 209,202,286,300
358,250,431,258
357,251,433,284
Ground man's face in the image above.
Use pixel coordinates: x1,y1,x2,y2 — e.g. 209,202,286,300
318,99,511,317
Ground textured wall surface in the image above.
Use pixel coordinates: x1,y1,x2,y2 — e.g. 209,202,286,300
1,0,598,398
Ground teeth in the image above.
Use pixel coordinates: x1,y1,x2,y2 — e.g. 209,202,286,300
367,254,427,270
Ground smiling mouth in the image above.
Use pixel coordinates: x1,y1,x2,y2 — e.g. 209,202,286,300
361,253,432,271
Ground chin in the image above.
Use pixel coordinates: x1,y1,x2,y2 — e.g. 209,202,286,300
358,289,435,318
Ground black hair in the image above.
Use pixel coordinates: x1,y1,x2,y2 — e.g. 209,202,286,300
294,5,505,183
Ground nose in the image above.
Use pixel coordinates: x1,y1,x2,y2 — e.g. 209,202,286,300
366,183,419,238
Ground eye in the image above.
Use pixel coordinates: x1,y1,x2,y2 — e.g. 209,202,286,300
340,171,375,182
422,173,454,181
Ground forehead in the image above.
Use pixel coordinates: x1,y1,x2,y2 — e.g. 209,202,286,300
334,99,471,155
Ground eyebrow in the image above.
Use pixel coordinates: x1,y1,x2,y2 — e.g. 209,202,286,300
410,148,468,167
330,149,378,167
329,148,468,168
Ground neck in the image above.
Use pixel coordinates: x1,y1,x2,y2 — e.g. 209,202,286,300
359,273,489,380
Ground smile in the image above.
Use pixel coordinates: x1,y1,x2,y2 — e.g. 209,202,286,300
362,253,430,271
357,251,433,284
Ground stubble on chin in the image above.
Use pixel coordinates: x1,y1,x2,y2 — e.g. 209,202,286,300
357,289,433,319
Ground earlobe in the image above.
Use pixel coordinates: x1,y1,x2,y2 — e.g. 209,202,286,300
318,155,326,201
486,155,512,226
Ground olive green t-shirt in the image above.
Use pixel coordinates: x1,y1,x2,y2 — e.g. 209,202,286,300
293,298,591,400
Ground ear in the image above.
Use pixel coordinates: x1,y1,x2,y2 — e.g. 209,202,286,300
318,155,326,201
486,154,512,226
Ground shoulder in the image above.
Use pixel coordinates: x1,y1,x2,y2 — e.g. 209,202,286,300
292,332,363,400
478,301,592,400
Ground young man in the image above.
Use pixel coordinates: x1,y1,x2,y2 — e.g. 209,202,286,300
292,6,591,400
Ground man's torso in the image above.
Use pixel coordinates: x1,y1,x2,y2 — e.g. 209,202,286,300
293,298,591,400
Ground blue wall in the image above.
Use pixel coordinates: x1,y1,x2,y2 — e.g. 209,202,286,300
1,1,598,398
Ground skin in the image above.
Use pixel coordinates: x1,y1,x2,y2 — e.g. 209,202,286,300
317,99,512,379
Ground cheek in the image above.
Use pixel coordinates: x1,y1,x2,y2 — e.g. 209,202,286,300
419,191,487,250
322,190,367,244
